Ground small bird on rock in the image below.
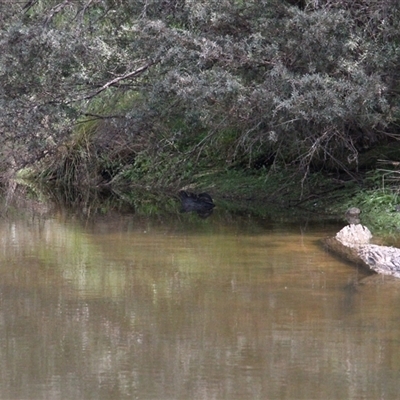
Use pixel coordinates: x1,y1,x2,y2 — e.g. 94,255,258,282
345,207,361,225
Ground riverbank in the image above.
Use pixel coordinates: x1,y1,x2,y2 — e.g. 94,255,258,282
12,161,400,238
187,166,400,233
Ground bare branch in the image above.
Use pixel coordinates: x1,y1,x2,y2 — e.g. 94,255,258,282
76,113,125,123
78,61,157,101
44,0,71,26
22,0,38,13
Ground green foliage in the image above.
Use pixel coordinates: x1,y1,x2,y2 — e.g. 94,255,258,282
343,188,400,234
120,149,196,189
0,0,400,194
337,167,400,233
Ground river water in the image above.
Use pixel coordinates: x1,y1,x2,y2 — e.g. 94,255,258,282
0,202,400,399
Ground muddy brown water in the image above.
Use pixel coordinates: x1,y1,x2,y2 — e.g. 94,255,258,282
0,208,399,399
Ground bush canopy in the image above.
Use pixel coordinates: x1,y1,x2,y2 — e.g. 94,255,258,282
0,0,399,187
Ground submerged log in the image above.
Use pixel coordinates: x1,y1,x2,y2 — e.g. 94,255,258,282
323,223,400,278
358,245,400,278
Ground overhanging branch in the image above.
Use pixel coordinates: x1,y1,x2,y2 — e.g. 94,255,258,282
79,61,156,101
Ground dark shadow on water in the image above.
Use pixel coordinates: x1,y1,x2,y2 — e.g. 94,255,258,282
1,182,135,219
0,181,351,235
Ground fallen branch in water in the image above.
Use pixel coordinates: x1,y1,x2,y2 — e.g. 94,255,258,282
323,224,400,278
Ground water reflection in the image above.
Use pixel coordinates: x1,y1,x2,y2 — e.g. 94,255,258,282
0,208,400,399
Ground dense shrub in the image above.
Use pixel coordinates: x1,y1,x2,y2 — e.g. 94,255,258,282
0,0,399,186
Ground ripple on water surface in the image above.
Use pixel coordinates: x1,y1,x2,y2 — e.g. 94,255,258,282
0,213,398,399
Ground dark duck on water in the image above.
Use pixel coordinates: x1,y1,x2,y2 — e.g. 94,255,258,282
178,191,215,218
